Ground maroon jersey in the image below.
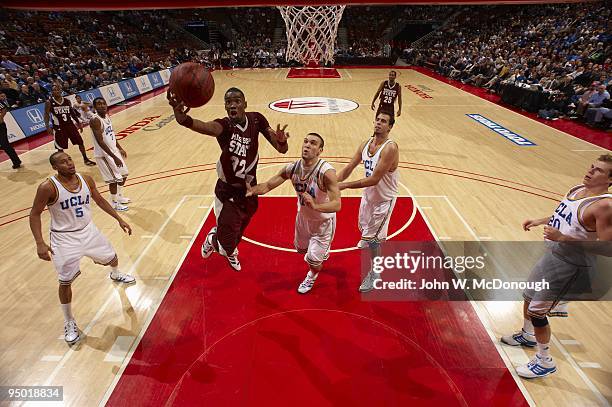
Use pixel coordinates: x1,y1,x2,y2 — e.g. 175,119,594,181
214,112,272,188
378,81,400,112
50,97,78,131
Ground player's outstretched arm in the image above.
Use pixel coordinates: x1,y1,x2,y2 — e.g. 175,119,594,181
397,86,402,117
266,124,290,154
371,82,384,110
337,140,367,183
83,175,132,235
595,201,612,241
339,141,397,190
167,90,223,137
522,217,550,231
29,181,54,261
246,167,288,196
303,169,341,213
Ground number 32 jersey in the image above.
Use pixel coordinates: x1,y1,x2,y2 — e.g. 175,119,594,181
214,112,272,188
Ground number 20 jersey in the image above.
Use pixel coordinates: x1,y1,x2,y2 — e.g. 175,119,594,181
548,185,612,240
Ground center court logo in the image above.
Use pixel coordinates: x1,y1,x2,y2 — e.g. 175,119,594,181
269,97,358,115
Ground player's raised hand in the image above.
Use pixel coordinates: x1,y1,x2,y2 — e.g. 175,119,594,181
118,218,132,235
274,124,290,143
167,90,190,122
36,241,54,261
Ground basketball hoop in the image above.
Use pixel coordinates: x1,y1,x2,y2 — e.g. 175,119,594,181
278,5,346,66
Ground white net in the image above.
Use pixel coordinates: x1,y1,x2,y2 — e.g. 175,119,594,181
277,5,346,66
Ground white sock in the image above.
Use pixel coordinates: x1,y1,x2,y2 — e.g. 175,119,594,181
111,193,117,203
117,184,123,198
111,265,119,275
522,319,534,336
537,342,552,361
61,303,74,322
307,270,319,279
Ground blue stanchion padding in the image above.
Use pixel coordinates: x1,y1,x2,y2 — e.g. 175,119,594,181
11,102,47,137
77,88,104,104
118,79,140,99
148,72,164,89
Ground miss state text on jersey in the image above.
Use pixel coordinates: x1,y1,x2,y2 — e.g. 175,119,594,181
381,87,397,104
229,133,252,157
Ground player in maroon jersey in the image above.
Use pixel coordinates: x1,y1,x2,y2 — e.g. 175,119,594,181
371,70,402,118
44,85,96,166
168,87,289,271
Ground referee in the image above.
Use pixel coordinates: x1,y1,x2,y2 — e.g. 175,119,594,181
0,91,21,169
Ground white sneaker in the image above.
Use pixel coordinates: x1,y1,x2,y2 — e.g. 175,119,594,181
226,249,241,271
113,202,129,211
516,354,557,378
116,196,131,204
64,320,80,344
358,272,377,293
501,329,537,347
110,271,136,284
201,227,216,259
298,272,318,294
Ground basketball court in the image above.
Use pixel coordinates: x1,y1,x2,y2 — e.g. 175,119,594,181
1,64,611,406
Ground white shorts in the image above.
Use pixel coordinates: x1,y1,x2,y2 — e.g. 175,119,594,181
50,222,117,285
95,155,128,184
357,197,396,248
294,214,336,267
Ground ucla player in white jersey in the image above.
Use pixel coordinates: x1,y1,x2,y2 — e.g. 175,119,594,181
247,133,341,293
29,151,135,345
90,97,130,211
502,154,612,379
337,112,399,292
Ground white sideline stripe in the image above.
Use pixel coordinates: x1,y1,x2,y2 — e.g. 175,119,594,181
550,336,610,406
41,355,63,362
578,362,602,369
439,236,452,240
44,195,209,387
98,201,213,406
560,339,581,346
104,336,136,363
179,235,192,239
398,180,536,407
343,69,352,79
420,206,432,209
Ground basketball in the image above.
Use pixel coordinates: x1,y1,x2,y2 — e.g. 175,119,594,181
169,62,215,108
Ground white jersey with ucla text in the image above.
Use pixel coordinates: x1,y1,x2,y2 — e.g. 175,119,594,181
48,173,91,232
548,185,612,240
286,159,335,221
362,138,398,203
91,113,119,158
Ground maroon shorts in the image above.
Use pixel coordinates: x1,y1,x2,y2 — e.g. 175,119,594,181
213,179,259,256
54,125,83,149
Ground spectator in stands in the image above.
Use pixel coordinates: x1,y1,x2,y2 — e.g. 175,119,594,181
577,83,611,117
30,83,47,102
575,82,599,116
1,55,22,71
18,84,38,107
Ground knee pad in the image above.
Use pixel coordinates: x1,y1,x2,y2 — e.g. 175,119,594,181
531,316,549,328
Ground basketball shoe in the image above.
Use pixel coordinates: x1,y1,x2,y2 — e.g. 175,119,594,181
226,249,241,271
298,271,318,294
359,271,378,292
64,319,80,345
501,329,537,347
201,227,216,259
110,271,136,284
516,354,557,378
113,201,129,211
